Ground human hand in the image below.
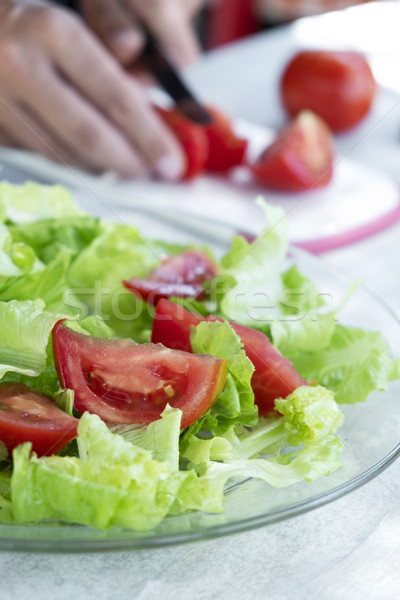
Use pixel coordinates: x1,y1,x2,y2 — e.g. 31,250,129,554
79,0,202,67
0,0,186,178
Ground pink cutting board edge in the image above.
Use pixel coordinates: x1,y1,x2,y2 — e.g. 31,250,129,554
294,189,400,254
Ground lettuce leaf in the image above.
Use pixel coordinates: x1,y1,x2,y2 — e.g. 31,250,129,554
271,312,336,355
110,405,182,471
286,325,396,404
11,413,180,530
0,299,63,378
66,222,177,339
183,321,258,443
281,265,326,315
183,385,343,464
0,225,39,280
9,215,103,264
174,386,344,512
10,390,344,529
218,199,288,325
0,247,75,313
0,182,81,224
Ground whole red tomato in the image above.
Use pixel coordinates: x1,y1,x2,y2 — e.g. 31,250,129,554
280,50,377,132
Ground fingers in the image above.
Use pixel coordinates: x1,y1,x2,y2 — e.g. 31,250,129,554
0,4,185,179
80,0,145,65
125,0,201,66
0,89,84,165
47,18,186,178
20,65,147,177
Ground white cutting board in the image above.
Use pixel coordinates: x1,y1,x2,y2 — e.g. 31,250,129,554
0,118,398,253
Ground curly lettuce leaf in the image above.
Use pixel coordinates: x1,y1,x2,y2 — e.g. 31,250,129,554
66,222,182,339
0,225,42,280
281,265,326,315
218,199,288,325
9,215,103,265
183,385,343,464
271,312,336,356
0,247,75,314
0,299,63,379
286,325,396,404
183,320,257,444
9,386,345,529
110,405,182,471
174,387,344,512
11,413,181,530
0,182,81,224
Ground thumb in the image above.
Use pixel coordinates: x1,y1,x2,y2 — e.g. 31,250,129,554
80,0,144,65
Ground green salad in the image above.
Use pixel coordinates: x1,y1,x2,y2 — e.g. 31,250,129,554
0,182,397,531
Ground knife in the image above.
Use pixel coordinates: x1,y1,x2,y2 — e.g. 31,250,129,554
140,30,213,125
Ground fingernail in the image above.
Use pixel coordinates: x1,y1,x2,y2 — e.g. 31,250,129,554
156,153,185,181
110,30,143,62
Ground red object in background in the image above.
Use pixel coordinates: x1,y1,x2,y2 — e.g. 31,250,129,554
156,105,247,176
155,107,208,179
206,0,260,48
204,107,248,172
281,50,377,132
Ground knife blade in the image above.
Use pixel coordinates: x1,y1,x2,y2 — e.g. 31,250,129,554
140,30,213,125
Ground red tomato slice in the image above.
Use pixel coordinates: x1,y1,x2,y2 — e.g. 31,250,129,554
281,50,377,132
155,106,209,180
251,111,334,192
151,299,305,415
123,279,204,306
0,383,78,457
52,322,227,429
204,106,248,172
123,250,219,305
149,250,219,284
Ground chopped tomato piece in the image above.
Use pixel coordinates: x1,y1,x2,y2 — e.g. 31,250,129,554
204,106,248,172
52,322,227,429
0,383,78,457
152,299,305,415
123,279,204,305
156,105,247,177
155,106,209,180
251,111,334,192
281,50,377,132
123,249,219,305
149,249,219,284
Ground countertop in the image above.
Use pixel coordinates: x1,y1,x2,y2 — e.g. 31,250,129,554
1,2,400,599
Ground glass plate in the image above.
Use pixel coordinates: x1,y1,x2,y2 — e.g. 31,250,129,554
1,218,400,553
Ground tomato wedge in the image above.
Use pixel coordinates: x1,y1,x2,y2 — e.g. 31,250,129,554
123,250,219,305
156,105,248,177
156,106,209,180
204,106,248,172
52,322,227,429
0,383,78,457
250,111,334,192
151,299,305,415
